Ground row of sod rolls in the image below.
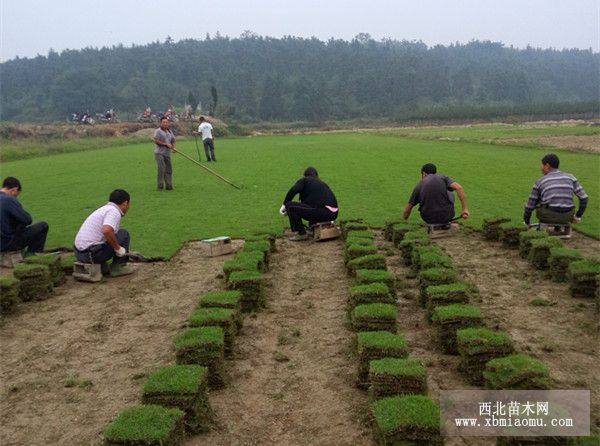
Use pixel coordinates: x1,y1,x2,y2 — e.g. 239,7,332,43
484,218,599,300
1,252,76,316
343,222,443,446
103,232,274,445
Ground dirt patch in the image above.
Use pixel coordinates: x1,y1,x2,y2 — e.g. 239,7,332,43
187,238,372,446
434,229,599,429
500,134,600,153
0,241,241,446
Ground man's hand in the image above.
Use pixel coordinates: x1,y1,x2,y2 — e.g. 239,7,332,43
115,246,127,257
279,204,287,215
460,209,470,219
572,216,582,224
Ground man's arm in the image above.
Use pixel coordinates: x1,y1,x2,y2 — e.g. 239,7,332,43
404,185,419,220
523,184,540,225
449,182,469,218
283,179,304,204
5,198,33,226
153,137,172,149
403,203,414,220
101,225,122,251
573,179,588,220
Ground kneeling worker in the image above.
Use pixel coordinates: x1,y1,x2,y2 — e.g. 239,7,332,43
403,163,469,224
0,176,49,255
523,153,588,226
74,189,134,277
280,167,339,241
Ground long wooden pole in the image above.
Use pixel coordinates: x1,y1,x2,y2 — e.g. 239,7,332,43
175,149,242,189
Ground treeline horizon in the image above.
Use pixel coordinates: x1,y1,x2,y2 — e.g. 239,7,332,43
1,33,598,122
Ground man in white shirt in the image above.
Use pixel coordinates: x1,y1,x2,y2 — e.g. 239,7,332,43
194,116,216,162
74,189,133,277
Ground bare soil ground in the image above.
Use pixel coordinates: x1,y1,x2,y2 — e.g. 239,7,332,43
433,229,600,429
188,237,372,446
0,241,240,446
501,134,600,153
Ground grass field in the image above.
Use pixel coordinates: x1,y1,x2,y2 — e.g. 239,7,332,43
1,132,598,257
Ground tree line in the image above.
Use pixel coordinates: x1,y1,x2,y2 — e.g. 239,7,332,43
1,33,598,122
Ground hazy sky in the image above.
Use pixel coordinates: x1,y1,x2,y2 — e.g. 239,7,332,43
1,0,598,61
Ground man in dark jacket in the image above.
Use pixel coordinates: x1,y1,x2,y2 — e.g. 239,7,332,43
281,167,339,241
0,177,49,254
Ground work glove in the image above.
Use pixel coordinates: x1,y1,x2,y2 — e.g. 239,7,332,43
572,216,582,224
115,246,127,257
279,204,287,215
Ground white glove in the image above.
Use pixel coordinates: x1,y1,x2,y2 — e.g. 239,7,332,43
115,246,127,257
279,204,287,215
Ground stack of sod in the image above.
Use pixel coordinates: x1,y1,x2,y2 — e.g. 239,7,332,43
398,231,430,264
568,258,600,298
356,331,408,386
369,357,427,398
242,240,271,264
518,230,549,258
142,365,212,434
371,395,442,446
13,263,52,301
0,276,20,315
417,267,457,299
483,353,551,389
528,237,562,270
383,220,402,241
391,222,416,246
351,303,397,333
412,245,452,271
345,243,378,263
342,221,368,238
355,269,396,291
348,283,394,313
339,218,364,231
346,235,375,247
223,251,263,279
103,404,185,446
456,327,514,384
188,307,237,356
347,254,387,275
61,253,76,275
423,282,472,319
173,326,225,387
24,253,65,286
246,231,276,252
226,270,264,311
482,216,511,241
499,222,528,248
431,304,483,354
548,247,583,283
198,290,243,329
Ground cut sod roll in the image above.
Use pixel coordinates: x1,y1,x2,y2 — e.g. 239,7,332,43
368,357,427,399
173,327,225,387
456,327,514,384
356,331,408,387
431,304,483,354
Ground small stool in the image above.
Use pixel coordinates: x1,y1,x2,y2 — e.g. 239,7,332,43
426,222,459,239
538,223,572,239
312,222,341,242
73,262,103,282
201,236,233,257
0,251,23,268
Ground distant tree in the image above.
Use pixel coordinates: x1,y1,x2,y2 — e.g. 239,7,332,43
210,86,218,116
187,91,199,113
259,75,285,120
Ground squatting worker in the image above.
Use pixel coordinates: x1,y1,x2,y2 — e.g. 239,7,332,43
153,116,176,190
0,176,49,255
280,167,339,241
194,116,216,162
403,163,469,225
74,189,134,277
523,153,588,226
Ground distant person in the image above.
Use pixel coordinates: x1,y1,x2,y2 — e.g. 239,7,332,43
0,177,49,255
280,167,339,241
403,163,469,225
194,116,216,162
152,116,176,190
523,153,588,226
74,189,133,277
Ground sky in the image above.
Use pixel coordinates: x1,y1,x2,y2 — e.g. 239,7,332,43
1,0,598,61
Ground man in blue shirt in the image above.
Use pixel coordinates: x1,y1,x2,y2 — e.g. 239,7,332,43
0,177,49,254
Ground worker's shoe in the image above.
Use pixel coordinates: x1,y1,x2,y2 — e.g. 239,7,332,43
288,233,309,242
108,263,135,277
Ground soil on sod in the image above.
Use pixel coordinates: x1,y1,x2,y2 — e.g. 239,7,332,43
0,240,239,445
434,230,600,426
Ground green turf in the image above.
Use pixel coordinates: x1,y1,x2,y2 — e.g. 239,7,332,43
198,290,241,307
188,307,235,327
371,394,440,434
357,331,408,352
369,357,427,377
456,327,513,355
103,404,184,441
352,303,397,320
3,132,598,256
431,304,482,322
483,353,550,390
142,365,207,394
172,327,224,351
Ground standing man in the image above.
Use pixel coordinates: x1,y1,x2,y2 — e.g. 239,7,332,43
194,116,216,162
280,167,339,241
74,189,133,277
403,163,469,225
0,177,49,255
153,116,176,190
523,153,588,226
